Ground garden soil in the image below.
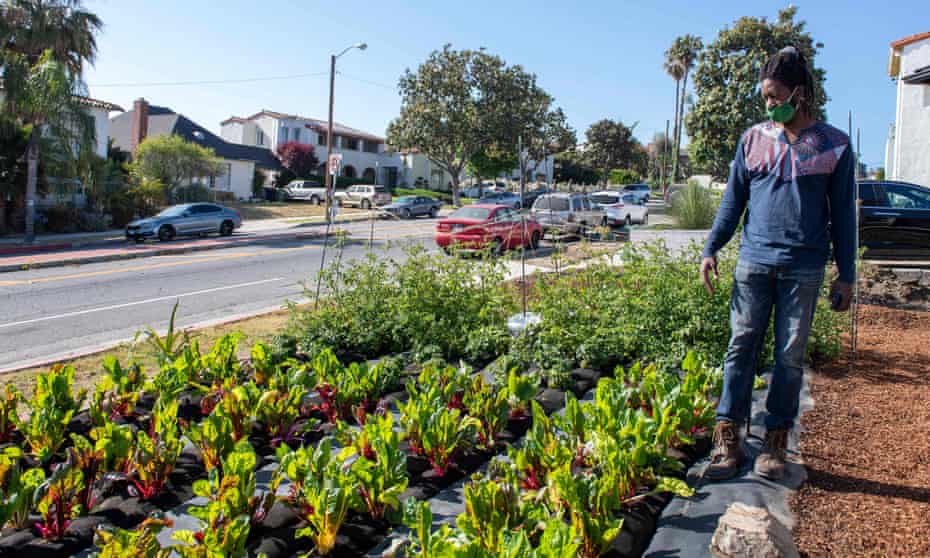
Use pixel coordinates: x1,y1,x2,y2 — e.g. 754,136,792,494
791,303,930,557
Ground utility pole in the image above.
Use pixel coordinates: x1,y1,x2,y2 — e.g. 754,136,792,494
661,119,670,197
324,53,337,224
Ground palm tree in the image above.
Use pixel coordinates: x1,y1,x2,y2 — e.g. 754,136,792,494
1,0,101,242
663,56,684,191
667,35,703,184
0,0,102,77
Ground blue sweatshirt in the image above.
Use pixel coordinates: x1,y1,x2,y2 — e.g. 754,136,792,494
702,121,857,283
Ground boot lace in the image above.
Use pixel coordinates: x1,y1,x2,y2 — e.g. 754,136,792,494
711,422,737,460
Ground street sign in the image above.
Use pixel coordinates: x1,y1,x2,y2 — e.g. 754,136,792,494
328,153,342,176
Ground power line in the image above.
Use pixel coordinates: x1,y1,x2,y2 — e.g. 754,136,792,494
89,71,330,88
337,72,396,91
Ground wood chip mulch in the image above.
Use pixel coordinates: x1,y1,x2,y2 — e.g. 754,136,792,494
792,304,930,557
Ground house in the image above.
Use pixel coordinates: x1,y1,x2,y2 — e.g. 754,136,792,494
110,99,281,200
220,110,402,187
886,30,930,187
398,150,555,192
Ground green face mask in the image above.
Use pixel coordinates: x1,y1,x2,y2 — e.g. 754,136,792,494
766,87,798,123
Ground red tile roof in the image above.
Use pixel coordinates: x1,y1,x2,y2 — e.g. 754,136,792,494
891,30,930,49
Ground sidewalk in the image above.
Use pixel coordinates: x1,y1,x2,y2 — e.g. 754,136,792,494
0,212,389,273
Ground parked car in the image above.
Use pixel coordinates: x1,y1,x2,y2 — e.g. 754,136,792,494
530,192,606,235
621,183,652,204
521,186,552,208
126,203,242,242
478,191,522,209
858,180,930,259
284,179,325,204
589,191,649,226
335,184,392,209
435,204,542,254
383,195,441,219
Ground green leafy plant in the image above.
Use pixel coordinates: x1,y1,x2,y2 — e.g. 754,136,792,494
401,499,480,558
89,422,134,472
0,447,46,529
189,439,273,526
185,410,237,472
89,356,145,425
338,414,408,520
275,439,357,556
456,473,547,553
171,513,251,558
0,384,21,443
504,368,539,418
92,516,173,558
35,464,85,539
140,300,190,367
126,398,184,500
254,378,312,446
18,364,87,462
211,384,257,441
462,375,509,449
547,466,623,558
508,401,573,490
419,405,481,477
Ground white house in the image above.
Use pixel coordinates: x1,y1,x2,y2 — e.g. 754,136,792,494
886,30,930,187
398,150,555,192
110,99,281,200
220,110,403,187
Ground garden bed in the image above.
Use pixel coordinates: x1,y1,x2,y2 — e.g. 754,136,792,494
791,304,930,557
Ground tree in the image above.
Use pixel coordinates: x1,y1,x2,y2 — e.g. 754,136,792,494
524,107,576,184
466,144,517,184
554,151,598,185
275,141,319,179
686,7,827,179
665,34,703,183
647,132,672,183
130,135,223,201
583,119,642,185
873,167,885,181
387,45,553,205
608,168,640,185
1,49,95,242
663,55,684,187
0,0,102,77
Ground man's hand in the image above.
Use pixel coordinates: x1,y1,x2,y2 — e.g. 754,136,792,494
830,280,853,312
700,256,718,296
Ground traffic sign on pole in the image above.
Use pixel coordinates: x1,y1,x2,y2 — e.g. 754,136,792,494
328,153,342,176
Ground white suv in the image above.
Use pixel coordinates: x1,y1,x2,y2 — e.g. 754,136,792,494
334,185,392,209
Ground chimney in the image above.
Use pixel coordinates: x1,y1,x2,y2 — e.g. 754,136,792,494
131,98,149,154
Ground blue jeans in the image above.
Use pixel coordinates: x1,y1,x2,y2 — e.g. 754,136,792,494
715,259,824,431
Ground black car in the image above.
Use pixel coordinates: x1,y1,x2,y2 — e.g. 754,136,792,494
858,180,930,259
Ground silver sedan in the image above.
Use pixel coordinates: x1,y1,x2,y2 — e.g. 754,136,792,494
125,203,242,242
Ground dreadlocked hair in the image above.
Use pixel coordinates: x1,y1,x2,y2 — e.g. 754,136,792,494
759,46,815,115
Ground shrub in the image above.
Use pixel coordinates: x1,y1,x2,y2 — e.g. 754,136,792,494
172,183,212,204
608,168,640,185
671,181,717,229
42,205,80,233
129,179,165,217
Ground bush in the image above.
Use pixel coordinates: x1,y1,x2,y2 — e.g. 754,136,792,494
41,205,80,233
288,245,515,362
395,188,453,203
671,181,717,229
129,179,165,217
608,168,640,185
172,183,212,204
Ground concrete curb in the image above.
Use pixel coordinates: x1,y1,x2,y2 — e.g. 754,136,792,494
0,230,331,274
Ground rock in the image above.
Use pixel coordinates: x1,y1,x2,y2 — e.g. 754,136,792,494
64,515,106,543
710,503,799,558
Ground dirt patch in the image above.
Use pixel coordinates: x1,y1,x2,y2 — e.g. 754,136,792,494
792,304,930,557
230,202,364,221
519,237,625,270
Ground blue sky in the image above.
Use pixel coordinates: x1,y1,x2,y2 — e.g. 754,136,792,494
84,0,923,170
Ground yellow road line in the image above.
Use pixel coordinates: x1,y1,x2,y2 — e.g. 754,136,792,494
1,244,320,286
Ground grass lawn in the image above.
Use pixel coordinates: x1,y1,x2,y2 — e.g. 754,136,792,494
5,306,295,396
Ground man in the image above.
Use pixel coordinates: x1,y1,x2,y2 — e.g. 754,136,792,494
700,46,855,481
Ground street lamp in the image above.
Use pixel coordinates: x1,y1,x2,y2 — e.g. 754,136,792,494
324,42,367,221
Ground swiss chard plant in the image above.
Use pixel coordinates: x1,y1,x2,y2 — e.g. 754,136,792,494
507,401,572,490
211,384,257,441
188,439,273,526
139,300,190,367
456,473,547,553
34,464,86,540
311,349,400,423
275,439,357,556
185,410,237,472
0,447,46,529
462,375,509,450
0,384,20,443
504,368,539,419
418,405,481,477
547,466,624,558
400,499,480,558
92,516,173,558
338,414,408,520
125,398,183,500
18,364,87,462
89,356,145,426
171,512,251,558
254,380,312,446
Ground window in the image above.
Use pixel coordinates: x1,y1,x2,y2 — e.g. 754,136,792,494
581,197,592,211
344,137,359,150
884,184,930,209
363,141,379,153
256,129,265,146
572,197,583,211
590,194,619,205
858,183,885,207
318,133,326,146
293,128,301,143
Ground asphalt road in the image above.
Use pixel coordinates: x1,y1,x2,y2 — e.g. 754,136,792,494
0,217,441,372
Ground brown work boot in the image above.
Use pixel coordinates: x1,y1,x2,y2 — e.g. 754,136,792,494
755,429,789,480
705,420,745,481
